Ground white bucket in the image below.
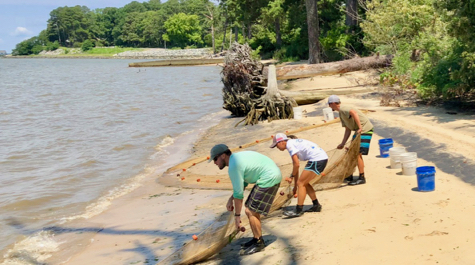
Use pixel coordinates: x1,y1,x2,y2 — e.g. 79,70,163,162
322,107,334,121
293,107,302,119
401,152,418,175
389,147,406,169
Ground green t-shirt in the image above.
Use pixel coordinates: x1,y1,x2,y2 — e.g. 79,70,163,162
228,151,282,199
339,105,374,133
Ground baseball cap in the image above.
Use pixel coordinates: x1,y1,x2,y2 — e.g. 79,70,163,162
270,133,288,148
208,144,229,162
327,95,340,104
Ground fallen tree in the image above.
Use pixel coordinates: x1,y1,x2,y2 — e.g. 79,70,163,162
279,85,377,105
272,54,393,80
221,46,392,124
221,43,296,126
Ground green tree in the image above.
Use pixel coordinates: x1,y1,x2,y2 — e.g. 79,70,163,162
163,13,203,48
81,39,95,51
432,0,475,98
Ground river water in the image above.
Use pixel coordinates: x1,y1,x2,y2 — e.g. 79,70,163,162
0,59,224,262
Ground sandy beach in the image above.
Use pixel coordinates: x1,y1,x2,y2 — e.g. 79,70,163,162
55,71,475,265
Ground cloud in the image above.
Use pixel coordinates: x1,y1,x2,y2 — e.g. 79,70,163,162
11,27,32,37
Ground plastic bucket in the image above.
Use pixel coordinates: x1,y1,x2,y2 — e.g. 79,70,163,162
389,147,406,169
401,152,417,175
293,107,302,119
416,166,435,192
378,138,393,158
322,107,334,121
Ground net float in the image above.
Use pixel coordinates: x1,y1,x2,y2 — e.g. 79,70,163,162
240,227,246,232
192,235,198,240
294,194,298,198
183,168,186,172
280,191,285,196
181,177,185,180
197,179,200,182
216,179,220,183
177,173,180,177
192,163,196,166
256,140,259,143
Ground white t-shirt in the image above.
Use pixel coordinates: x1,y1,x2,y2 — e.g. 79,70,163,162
286,139,328,162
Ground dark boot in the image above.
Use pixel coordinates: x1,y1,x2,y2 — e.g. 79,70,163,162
240,238,258,249
348,176,366,185
240,237,266,255
305,203,322,212
283,205,304,218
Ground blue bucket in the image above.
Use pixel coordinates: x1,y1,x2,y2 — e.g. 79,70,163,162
378,138,393,158
416,166,436,192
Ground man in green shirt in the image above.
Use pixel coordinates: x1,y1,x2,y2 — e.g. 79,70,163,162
209,144,282,255
328,95,374,185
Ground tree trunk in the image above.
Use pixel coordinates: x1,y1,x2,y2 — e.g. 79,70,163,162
221,12,228,52
234,25,238,42
273,54,393,80
275,18,282,47
346,0,358,28
280,86,376,105
211,24,216,54
221,43,296,126
247,23,252,39
305,0,320,64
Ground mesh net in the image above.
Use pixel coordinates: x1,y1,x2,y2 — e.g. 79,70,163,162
159,135,361,265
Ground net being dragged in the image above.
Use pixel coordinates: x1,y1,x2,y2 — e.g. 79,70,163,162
159,135,361,265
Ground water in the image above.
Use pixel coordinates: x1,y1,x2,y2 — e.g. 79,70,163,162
0,59,224,261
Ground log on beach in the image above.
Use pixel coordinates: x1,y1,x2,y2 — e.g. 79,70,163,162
280,85,376,105
272,55,393,80
128,58,224,67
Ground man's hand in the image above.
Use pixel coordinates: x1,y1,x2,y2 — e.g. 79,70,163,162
292,186,297,196
234,216,241,230
226,198,234,211
356,128,362,135
337,143,345,149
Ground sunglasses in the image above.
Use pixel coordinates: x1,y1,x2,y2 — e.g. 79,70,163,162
213,153,223,162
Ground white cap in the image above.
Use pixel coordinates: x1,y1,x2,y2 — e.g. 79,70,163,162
327,95,340,104
270,133,288,148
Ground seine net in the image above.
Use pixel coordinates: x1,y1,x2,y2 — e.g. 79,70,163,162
159,135,361,265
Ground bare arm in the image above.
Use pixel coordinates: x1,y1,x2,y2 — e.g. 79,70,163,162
338,127,352,149
226,195,244,229
291,154,299,194
349,109,363,134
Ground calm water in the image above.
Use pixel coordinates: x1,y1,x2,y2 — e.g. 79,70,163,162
0,59,224,261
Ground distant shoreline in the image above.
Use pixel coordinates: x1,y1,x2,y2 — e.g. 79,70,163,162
1,55,213,60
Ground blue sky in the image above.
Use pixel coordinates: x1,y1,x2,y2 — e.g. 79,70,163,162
0,0,139,53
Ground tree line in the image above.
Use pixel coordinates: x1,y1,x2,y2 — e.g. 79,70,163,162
12,0,475,101
13,0,366,61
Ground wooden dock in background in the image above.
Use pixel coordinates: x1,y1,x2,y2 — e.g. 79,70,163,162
128,58,224,67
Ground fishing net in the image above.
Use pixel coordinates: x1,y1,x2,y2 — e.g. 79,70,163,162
159,135,361,265
159,212,242,265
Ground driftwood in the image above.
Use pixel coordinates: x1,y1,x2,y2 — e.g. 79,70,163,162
221,43,296,126
280,86,376,105
269,55,393,80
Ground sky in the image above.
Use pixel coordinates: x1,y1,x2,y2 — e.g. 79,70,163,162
0,0,140,53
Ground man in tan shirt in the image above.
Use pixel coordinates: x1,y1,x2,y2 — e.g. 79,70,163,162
328,95,374,185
